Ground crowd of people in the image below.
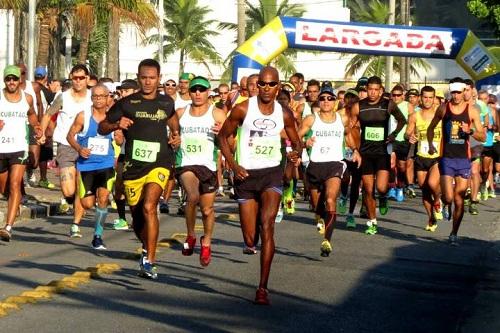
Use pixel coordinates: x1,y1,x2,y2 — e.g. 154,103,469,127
0,59,498,305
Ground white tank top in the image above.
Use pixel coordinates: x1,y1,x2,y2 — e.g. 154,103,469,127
175,93,191,110
53,89,92,145
176,104,217,171
236,96,284,170
309,113,345,162
0,90,30,153
23,80,39,112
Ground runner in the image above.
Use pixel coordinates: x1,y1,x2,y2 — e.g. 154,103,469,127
427,77,485,245
0,65,42,241
98,58,180,279
66,84,123,249
215,83,230,197
176,76,226,266
350,76,407,235
299,85,361,256
218,66,301,305
405,86,443,231
176,73,194,109
478,90,496,200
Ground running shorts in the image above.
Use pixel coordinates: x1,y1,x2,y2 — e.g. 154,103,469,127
40,145,54,162
439,157,471,179
56,143,78,169
176,165,217,194
0,151,29,172
306,161,346,190
414,156,439,172
494,142,500,163
123,167,170,206
78,167,115,198
481,146,495,158
361,154,391,175
234,165,283,201
392,141,410,161
470,145,483,162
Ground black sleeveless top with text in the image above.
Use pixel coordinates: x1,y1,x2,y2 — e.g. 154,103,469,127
358,98,391,155
442,102,470,159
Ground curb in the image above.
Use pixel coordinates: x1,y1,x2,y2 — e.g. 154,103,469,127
0,201,59,224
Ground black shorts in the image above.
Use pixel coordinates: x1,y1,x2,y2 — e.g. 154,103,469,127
361,154,391,175
482,146,495,158
78,168,115,198
414,156,439,172
0,151,29,172
40,145,54,162
176,165,217,194
495,142,500,163
234,165,283,201
306,161,346,190
392,141,410,161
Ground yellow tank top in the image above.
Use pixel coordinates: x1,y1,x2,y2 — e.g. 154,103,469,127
416,111,441,158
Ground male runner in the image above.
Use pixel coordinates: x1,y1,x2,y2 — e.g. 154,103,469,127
66,84,123,248
427,78,485,245
350,76,406,235
0,65,41,241
176,73,194,109
218,66,301,305
478,90,496,200
176,76,226,266
99,59,180,279
299,85,360,256
406,86,443,231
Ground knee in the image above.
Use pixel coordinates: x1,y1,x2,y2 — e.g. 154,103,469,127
200,205,214,219
325,197,335,210
186,193,200,205
142,201,157,216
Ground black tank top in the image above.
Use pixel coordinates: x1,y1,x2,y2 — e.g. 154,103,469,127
442,102,470,159
359,98,390,155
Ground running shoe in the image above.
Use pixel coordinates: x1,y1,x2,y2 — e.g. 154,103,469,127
110,199,117,210
275,205,284,223
346,215,356,229
480,185,489,201
243,246,257,255
216,189,225,197
254,287,270,305
59,202,70,215
337,196,347,215
443,204,451,221
140,261,158,280
284,197,295,214
0,227,12,242
405,185,416,199
469,201,479,215
395,188,405,202
112,218,129,230
139,249,148,270
182,235,196,256
379,196,389,215
488,189,496,198
91,235,106,250
387,187,396,200
38,179,55,189
320,239,332,257
433,201,443,221
448,234,459,246
425,221,438,232
159,201,169,214
464,188,471,207
199,236,211,267
365,224,378,235
316,218,325,235
69,224,82,238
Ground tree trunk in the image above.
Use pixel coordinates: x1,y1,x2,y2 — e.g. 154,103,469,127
36,9,54,67
13,10,21,62
106,9,120,81
78,28,91,64
178,48,185,77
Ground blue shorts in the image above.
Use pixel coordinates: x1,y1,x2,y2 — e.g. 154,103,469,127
439,158,471,179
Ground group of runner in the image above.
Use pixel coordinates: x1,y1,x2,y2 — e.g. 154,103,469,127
0,59,498,305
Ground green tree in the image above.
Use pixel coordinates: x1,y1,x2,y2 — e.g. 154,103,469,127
467,0,500,37
345,0,431,80
219,0,306,80
146,0,223,77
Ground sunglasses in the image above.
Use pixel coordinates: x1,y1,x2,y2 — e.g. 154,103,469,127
4,76,19,82
257,81,279,88
189,86,208,93
319,95,335,102
165,83,176,87
450,91,463,94
391,93,403,97
72,75,86,81
21,71,26,75
92,94,108,99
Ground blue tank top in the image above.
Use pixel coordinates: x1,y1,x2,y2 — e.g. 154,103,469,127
76,112,115,172
484,110,494,147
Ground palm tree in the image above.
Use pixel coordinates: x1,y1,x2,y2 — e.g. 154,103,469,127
345,0,431,80
219,0,306,79
146,0,223,77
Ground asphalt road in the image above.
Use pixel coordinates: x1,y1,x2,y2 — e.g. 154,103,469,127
0,187,499,333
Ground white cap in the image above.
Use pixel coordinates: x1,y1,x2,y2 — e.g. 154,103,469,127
449,82,466,93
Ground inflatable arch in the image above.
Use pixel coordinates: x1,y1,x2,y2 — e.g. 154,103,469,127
231,16,500,89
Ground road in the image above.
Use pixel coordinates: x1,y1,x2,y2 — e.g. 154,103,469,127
0,184,499,332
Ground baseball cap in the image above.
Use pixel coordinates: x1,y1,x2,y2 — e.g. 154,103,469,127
357,76,368,87
3,65,21,79
179,72,195,81
344,88,359,98
319,85,336,97
189,76,210,89
34,66,47,77
282,82,295,93
449,82,466,93
407,88,419,96
117,79,139,90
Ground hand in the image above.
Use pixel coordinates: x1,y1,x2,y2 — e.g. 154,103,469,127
0,119,4,131
408,133,417,144
305,137,316,148
78,146,91,159
33,125,43,139
232,164,249,181
168,131,181,148
428,143,436,156
386,134,396,144
286,150,300,164
118,116,134,130
211,122,222,135
37,134,46,145
461,121,471,134
390,152,396,169
352,150,362,168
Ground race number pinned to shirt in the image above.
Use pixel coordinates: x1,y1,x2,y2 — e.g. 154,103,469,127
88,137,109,155
132,139,160,162
249,136,281,161
364,127,384,141
184,137,207,155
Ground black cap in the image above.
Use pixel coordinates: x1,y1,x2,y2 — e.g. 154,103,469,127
407,88,419,96
118,79,139,90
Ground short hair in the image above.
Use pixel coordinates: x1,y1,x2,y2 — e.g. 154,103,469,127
98,77,113,83
391,84,404,93
367,76,382,86
420,85,435,95
89,74,98,82
278,89,291,101
248,74,259,81
218,83,229,90
70,64,89,75
478,89,488,97
449,77,464,84
337,90,346,96
138,58,160,75
463,79,474,88
92,83,110,95
291,73,304,81
307,79,320,88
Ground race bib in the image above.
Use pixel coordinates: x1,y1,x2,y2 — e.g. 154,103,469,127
0,136,16,145
184,137,207,155
250,137,280,161
132,139,160,163
318,146,331,155
88,137,109,156
364,127,384,141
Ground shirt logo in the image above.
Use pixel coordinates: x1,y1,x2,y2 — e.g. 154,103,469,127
253,118,276,130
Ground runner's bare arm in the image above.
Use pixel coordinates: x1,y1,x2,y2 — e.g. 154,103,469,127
343,113,362,167
167,112,180,148
297,114,314,139
66,112,90,158
469,104,486,142
212,107,227,136
283,107,302,159
387,101,407,142
405,112,418,143
32,81,45,121
26,94,41,138
114,129,124,146
40,93,62,139
426,103,445,154
98,102,129,135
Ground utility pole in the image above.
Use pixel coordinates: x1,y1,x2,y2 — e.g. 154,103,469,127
27,0,36,81
400,0,410,88
237,0,246,46
158,0,164,72
385,0,395,90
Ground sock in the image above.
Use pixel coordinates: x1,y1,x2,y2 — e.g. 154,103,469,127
71,223,79,232
5,224,12,232
366,219,377,226
65,195,75,205
94,207,108,237
116,199,126,220
218,186,223,191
